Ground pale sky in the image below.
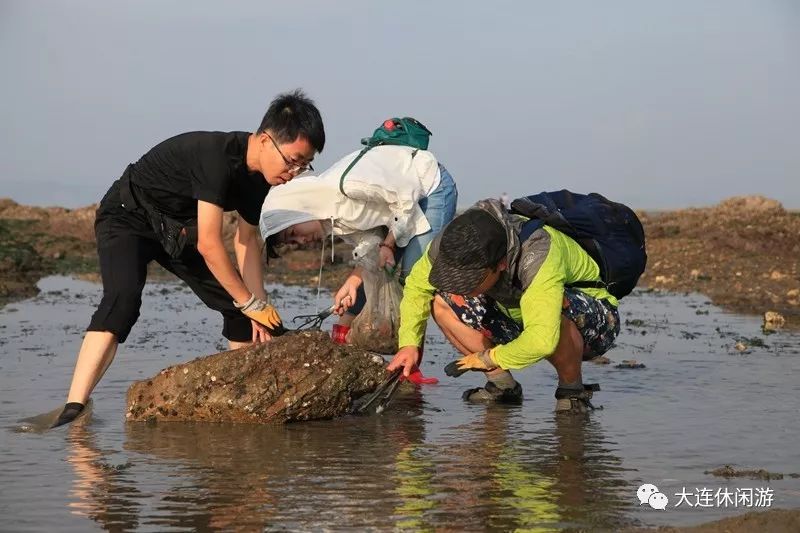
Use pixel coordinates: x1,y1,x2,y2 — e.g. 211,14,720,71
1,0,798,209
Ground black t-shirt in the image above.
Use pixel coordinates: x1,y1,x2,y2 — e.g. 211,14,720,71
128,131,268,225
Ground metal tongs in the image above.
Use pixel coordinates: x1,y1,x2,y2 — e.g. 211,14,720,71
291,305,336,331
351,368,403,415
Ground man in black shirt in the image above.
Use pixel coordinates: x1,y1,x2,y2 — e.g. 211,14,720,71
53,90,325,427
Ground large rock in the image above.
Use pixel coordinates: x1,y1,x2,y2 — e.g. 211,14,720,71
125,331,391,424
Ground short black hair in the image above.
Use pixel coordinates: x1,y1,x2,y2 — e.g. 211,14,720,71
257,89,325,153
428,210,508,294
440,210,508,269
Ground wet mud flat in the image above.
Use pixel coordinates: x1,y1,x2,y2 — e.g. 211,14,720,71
625,508,800,532
1,276,799,531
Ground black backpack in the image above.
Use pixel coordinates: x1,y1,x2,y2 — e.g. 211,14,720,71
510,190,647,299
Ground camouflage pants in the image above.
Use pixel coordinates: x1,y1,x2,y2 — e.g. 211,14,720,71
439,287,620,358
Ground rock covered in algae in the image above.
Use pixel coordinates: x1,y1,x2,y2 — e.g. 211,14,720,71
125,331,389,424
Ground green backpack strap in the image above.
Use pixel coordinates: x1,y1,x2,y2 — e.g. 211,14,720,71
337,143,420,197
338,145,375,197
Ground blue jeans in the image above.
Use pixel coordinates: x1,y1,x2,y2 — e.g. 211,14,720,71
399,164,458,278
349,164,458,315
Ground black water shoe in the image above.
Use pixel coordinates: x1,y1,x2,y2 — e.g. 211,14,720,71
51,402,84,428
463,381,523,405
554,384,600,413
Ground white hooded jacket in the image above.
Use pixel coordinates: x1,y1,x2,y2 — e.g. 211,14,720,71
259,145,441,248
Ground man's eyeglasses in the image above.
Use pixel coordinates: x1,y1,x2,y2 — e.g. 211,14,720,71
266,134,313,174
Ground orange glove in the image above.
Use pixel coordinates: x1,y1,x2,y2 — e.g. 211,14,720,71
235,294,286,335
444,348,499,377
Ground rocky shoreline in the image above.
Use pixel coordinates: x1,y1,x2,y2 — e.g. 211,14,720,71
638,195,800,328
2,195,798,327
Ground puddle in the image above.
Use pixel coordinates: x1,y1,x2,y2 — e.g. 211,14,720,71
1,276,798,531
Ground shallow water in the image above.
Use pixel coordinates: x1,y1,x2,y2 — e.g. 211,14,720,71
1,276,799,531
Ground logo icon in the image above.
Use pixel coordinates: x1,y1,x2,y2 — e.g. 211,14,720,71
638,483,669,510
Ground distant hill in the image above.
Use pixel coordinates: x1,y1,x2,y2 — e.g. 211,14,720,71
2,196,798,326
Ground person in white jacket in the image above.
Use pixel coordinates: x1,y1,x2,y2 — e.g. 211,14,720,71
259,142,457,380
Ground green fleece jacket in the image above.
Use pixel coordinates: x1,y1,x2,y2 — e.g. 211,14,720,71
397,202,618,369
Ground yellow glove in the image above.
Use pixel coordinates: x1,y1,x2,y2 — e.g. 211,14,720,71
444,348,499,377
235,294,286,335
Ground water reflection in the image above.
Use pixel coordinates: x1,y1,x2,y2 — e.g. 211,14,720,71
120,392,428,530
66,424,142,532
545,413,632,530
62,393,633,530
425,407,633,531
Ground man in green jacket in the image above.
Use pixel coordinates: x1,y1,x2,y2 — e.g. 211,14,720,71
387,199,621,411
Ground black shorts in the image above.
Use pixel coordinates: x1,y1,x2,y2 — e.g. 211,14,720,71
86,180,252,343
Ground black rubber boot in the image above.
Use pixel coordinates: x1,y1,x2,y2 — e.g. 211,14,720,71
554,383,601,413
463,381,523,405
